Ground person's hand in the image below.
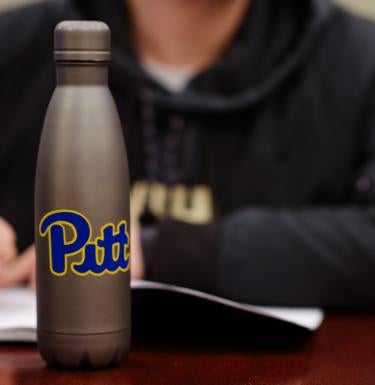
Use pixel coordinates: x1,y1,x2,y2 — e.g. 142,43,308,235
131,226,144,280
0,217,35,289
0,217,17,264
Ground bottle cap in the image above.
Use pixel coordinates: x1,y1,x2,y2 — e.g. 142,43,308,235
54,21,111,62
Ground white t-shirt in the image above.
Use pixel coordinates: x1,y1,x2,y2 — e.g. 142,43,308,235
141,56,196,93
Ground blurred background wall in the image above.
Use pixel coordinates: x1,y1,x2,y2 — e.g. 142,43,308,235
0,0,375,20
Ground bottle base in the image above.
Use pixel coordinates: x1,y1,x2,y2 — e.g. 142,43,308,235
37,329,131,369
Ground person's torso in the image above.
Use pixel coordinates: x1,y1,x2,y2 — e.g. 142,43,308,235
0,0,374,248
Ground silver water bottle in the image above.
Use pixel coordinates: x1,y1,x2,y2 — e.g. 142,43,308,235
35,21,131,368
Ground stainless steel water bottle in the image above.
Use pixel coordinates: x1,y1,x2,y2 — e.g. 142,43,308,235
35,21,131,369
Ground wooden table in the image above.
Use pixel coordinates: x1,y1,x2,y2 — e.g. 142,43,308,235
0,314,374,385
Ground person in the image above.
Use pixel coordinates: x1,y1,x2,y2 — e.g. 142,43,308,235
0,0,375,308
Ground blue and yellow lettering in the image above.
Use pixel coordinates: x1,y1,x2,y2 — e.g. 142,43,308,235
39,210,130,277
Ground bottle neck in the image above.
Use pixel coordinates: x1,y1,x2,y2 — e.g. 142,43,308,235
56,62,109,85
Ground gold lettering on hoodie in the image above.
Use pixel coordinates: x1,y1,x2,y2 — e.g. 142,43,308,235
130,181,213,226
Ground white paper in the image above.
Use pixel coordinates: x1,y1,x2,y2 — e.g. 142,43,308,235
0,280,324,342
0,287,36,342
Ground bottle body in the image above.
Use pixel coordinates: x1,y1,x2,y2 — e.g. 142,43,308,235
35,62,131,368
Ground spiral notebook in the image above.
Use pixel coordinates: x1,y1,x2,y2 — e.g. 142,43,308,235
0,280,324,343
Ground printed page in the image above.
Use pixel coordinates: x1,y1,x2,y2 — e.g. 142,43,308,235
0,287,36,342
0,280,324,342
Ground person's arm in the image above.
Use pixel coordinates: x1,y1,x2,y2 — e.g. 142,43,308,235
142,82,375,309
142,208,375,308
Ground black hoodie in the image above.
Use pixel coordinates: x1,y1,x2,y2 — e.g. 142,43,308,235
0,0,375,308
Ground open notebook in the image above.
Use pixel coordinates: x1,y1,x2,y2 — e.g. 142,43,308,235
0,280,324,343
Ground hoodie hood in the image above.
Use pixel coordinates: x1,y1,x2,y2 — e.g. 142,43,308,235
74,0,334,113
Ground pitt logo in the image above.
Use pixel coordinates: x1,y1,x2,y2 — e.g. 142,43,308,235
39,210,130,277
